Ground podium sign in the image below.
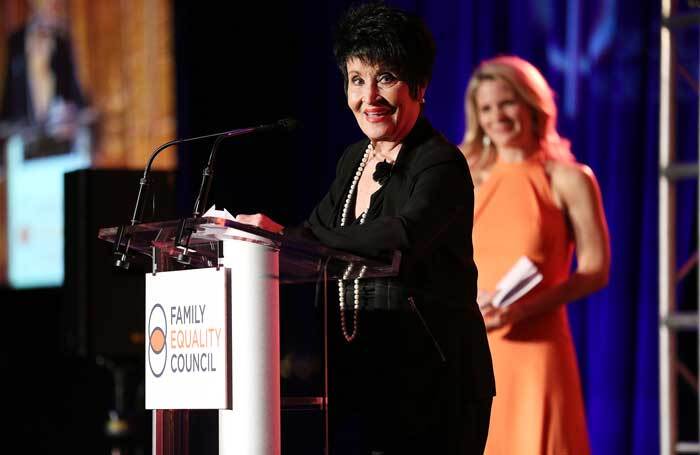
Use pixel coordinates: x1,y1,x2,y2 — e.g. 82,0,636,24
145,268,230,409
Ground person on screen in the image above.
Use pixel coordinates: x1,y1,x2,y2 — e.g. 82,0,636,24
235,3,495,454
0,0,89,158
460,55,611,455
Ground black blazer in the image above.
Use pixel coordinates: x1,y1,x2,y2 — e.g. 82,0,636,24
302,117,496,401
308,117,478,305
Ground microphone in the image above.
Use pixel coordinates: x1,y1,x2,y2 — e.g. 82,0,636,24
113,117,299,269
220,117,299,139
175,117,300,263
192,117,299,218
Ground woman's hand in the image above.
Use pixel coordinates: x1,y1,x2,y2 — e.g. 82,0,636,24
477,289,494,308
234,213,285,234
481,303,527,331
478,289,527,331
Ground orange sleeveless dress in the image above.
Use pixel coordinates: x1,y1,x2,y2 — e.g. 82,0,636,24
473,154,590,455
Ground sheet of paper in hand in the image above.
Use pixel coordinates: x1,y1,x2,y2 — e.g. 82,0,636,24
491,256,543,308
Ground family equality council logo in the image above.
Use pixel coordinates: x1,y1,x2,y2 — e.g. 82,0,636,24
148,302,221,378
148,304,168,377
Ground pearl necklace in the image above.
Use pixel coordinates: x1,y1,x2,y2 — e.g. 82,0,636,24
337,142,372,342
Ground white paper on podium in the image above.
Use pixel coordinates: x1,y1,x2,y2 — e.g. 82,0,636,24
199,205,274,246
491,256,543,308
202,204,235,221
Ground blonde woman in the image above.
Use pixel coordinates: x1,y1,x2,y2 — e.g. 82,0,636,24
460,55,610,455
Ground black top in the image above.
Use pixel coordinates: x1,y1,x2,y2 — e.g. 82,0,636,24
307,117,481,309
301,116,494,375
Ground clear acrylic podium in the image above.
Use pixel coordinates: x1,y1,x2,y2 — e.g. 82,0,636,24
98,216,399,455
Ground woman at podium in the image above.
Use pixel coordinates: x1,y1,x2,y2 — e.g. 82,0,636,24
236,3,495,454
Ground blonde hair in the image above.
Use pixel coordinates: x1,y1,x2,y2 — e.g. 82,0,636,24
462,55,574,169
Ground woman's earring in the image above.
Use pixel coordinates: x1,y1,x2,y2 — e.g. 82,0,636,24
482,135,491,149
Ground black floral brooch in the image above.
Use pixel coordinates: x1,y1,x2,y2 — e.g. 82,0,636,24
372,160,394,185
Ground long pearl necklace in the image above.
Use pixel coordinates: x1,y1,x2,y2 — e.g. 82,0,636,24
337,142,372,342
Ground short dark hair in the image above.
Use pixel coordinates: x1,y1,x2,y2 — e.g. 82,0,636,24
333,2,436,99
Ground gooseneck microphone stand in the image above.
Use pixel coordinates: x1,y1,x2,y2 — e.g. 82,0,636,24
113,118,299,269
112,129,242,269
175,119,299,264
173,133,227,264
